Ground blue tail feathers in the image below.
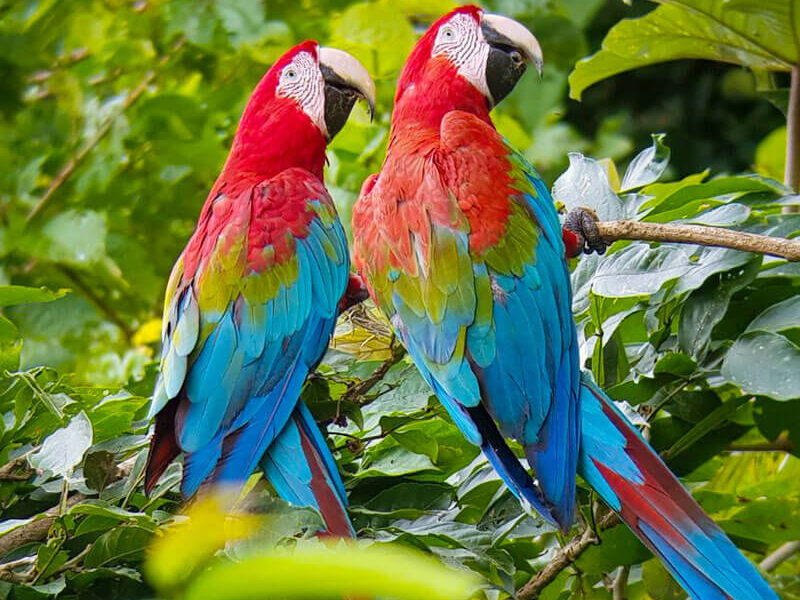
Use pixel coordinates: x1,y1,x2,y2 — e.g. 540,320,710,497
578,375,777,600
261,402,355,537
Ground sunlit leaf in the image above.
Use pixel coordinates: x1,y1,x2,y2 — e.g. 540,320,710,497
183,542,479,600
29,411,93,477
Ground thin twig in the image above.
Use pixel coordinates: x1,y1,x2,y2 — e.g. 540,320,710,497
518,512,619,599
339,340,406,407
760,541,800,572
727,434,793,453
612,566,630,600
54,264,133,342
596,220,800,261
25,38,185,223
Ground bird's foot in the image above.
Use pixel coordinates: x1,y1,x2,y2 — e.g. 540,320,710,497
563,207,608,258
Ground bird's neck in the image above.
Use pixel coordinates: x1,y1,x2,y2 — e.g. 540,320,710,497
217,95,327,195
391,57,492,136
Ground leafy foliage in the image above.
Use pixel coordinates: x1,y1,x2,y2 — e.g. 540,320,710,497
0,1,797,599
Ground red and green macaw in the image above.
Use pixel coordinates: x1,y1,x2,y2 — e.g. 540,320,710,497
145,41,375,537
351,7,777,599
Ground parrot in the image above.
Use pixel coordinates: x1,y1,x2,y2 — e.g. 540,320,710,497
351,7,778,599
144,41,375,538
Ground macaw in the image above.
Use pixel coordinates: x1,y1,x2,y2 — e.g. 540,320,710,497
351,7,777,599
144,41,375,537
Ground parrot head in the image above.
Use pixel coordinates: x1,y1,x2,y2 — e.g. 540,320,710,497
246,40,375,141
395,6,542,119
221,41,375,186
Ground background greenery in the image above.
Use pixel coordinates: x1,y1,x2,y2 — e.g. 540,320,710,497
0,0,797,598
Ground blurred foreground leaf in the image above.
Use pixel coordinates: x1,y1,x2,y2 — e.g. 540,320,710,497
182,542,479,600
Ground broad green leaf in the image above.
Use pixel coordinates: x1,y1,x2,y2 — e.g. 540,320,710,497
28,411,93,477
678,257,761,359
182,542,479,600
746,296,800,333
0,286,67,307
328,0,417,78
722,331,800,400
620,133,670,191
576,524,650,574
83,526,153,568
682,203,750,227
552,152,624,220
146,496,261,590
591,244,752,298
661,396,747,460
755,126,787,180
569,1,795,100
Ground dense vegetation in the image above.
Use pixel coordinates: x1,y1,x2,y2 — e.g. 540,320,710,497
0,0,797,599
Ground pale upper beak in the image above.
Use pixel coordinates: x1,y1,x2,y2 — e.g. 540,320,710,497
481,13,544,76
318,47,376,139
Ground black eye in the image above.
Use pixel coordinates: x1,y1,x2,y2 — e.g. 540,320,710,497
286,69,297,80
443,27,454,39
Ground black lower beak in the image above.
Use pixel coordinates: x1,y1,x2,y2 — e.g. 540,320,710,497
485,44,527,106
320,64,360,140
481,20,529,106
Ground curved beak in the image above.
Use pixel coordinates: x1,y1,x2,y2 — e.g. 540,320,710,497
480,13,543,106
318,47,376,140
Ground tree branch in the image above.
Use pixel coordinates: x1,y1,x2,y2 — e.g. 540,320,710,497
596,220,800,261
612,565,630,600
0,457,136,561
785,65,800,202
25,38,185,223
759,540,800,572
727,433,793,453
339,340,406,407
0,495,84,560
518,512,619,599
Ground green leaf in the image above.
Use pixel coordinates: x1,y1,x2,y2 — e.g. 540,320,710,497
552,152,624,220
576,524,650,574
620,133,670,191
83,451,120,492
746,296,800,334
569,1,794,100
36,210,111,268
721,331,800,400
182,542,479,600
591,244,752,298
83,526,152,568
0,286,67,307
28,411,93,477
678,257,761,359
661,396,747,461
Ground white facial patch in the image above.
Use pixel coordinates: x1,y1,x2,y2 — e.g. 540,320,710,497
432,13,490,99
276,51,327,136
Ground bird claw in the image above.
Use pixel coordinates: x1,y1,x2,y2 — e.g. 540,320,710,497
564,207,607,256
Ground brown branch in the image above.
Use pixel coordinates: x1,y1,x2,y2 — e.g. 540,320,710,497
0,456,33,482
786,66,800,197
339,340,406,407
0,456,137,561
25,38,185,223
596,220,800,261
0,495,84,560
518,512,619,599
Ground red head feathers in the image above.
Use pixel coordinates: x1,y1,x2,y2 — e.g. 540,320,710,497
392,6,542,131
217,41,375,195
